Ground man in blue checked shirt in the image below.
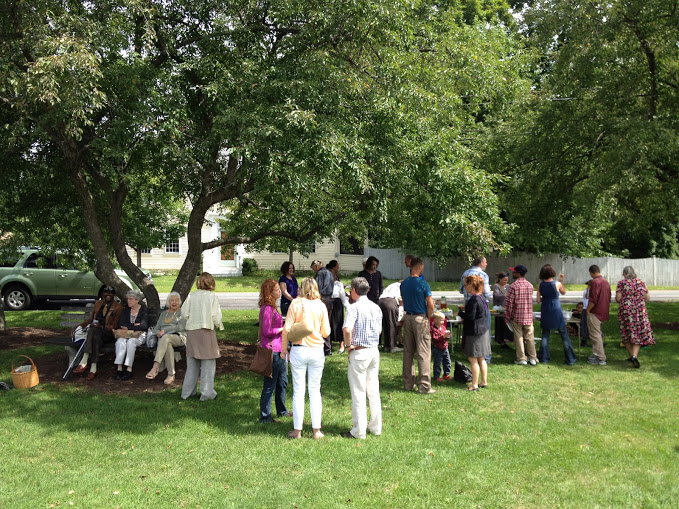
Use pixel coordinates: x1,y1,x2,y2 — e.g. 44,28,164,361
341,277,383,439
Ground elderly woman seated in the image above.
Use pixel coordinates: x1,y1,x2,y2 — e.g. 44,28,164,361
146,291,186,384
113,290,149,380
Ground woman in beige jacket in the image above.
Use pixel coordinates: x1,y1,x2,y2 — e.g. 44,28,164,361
180,272,224,401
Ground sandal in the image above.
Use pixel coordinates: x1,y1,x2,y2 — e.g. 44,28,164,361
479,384,487,389
466,386,479,392
287,430,302,439
164,375,175,385
312,430,325,440
146,367,159,379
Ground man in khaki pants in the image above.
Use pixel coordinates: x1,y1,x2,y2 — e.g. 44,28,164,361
586,265,611,366
504,265,539,366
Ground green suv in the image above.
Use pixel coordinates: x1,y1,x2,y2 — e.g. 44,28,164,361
0,249,151,311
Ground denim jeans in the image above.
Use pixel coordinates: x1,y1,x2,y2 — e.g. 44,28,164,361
539,325,577,365
259,352,289,422
432,346,451,379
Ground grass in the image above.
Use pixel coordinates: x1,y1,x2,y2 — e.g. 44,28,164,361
149,273,679,294
1,305,678,507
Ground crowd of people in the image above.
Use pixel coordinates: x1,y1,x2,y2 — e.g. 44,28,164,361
68,255,655,439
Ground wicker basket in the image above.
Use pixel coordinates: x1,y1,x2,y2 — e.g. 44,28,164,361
11,355,39,389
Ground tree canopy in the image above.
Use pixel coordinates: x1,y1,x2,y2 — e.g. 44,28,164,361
1,0,529,303
485,0,679,257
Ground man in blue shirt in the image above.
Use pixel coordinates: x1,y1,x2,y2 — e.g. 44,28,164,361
400,258,435,394
459,255,493,363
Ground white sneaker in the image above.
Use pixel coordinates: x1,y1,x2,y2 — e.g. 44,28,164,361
528,358,537,366
514,359,528,365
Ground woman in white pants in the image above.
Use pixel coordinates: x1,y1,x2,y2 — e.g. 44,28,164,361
281,277,331,439
146,291,186,385
113,290,148,380
181,272,224,401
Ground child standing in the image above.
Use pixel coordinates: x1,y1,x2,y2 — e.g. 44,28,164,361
430,311,452,381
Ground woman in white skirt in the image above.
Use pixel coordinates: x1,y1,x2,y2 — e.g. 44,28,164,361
181,272,224,401
281,277,331,439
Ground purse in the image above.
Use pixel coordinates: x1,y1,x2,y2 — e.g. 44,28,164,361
287,300,315,343
249,309,274,378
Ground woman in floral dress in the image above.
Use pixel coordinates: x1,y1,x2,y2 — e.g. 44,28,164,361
616,266,654,368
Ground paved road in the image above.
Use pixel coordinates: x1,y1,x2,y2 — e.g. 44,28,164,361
26,289,679,312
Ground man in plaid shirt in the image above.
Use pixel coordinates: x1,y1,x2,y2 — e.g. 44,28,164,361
504,264,538,365
341,277,383,439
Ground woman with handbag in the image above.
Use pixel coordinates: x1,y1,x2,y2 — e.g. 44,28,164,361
281,277,331,439
113,290,149,381
458,275,491,391
145,291,186,385
258,279,291,422
181,272,224,401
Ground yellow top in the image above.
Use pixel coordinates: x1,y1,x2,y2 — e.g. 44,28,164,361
282,297,331,350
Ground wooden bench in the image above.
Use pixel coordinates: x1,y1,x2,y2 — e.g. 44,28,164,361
60,304,185,380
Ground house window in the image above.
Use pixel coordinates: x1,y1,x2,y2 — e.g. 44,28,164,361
165,240,180,254
300,240,315,254
140,248,151,254
340,237,363,255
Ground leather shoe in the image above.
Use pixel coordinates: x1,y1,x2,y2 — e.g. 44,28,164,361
86,371,97,381
73,365,87,374
122,371,132,380
114,370,123,380
341,431,357,439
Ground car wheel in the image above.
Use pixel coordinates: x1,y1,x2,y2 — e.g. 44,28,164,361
3,285,32,311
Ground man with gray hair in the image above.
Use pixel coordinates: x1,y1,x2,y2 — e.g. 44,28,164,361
311,260,335,355
341,277,383,439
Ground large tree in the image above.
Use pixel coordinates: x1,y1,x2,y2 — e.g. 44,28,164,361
1,0,527,307
485,0,679,257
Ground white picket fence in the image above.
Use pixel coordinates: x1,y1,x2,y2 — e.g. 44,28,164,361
364,248,679,286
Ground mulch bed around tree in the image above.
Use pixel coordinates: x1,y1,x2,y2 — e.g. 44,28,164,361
1,327,257,395
653,322,679,331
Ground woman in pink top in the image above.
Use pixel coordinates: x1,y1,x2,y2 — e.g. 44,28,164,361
258,279,291,423
281,277,331,439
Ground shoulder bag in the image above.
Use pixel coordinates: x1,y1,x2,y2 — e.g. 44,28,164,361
287,300,315,343
249,308,274,378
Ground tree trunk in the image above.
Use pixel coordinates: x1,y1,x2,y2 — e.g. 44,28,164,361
67,161,132,301
0,300,5,332
173,198,212,300
108,188,160,311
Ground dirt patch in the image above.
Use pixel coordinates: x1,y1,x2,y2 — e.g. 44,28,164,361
653,322,679,331
1,327,257,394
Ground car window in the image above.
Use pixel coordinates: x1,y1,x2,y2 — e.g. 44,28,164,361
24,253,57,269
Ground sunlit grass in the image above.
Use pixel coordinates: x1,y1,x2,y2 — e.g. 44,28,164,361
1,304,678,507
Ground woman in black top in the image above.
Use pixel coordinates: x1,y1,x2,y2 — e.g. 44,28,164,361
358,256,384,304
113,290,149,380
458,275,490,391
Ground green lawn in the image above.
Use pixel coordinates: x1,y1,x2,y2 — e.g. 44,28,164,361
150,273,679,294
1,304,678,507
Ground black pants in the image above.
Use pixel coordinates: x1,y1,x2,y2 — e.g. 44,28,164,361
330,298,344,345
494,316,512,344
83,326,115,360
321,296,333,354
379,298,399,350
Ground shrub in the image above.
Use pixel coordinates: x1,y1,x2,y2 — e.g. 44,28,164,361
242,258,258,276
